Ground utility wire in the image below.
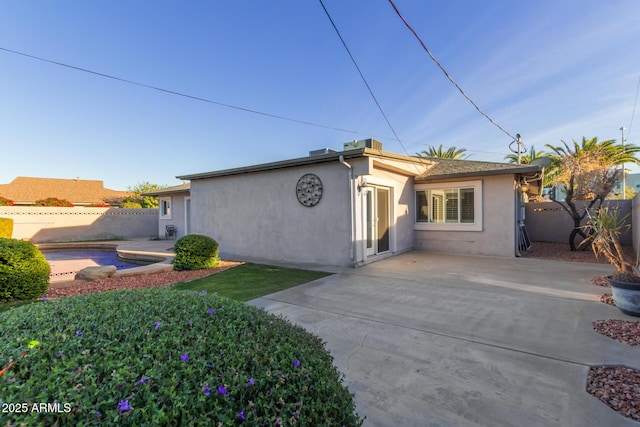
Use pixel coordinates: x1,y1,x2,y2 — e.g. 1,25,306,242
0,46,377,139
627,74,640,141
0,46,512,160
318,0,413,159
386,0,517,141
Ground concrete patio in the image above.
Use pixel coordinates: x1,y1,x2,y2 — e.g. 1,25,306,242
250,251,640,427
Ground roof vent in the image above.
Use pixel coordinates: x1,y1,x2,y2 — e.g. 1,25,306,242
309,148,337,156
343,138,383,151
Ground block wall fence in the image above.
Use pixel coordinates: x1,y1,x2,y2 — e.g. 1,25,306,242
0,207,158,242
524,199,635,248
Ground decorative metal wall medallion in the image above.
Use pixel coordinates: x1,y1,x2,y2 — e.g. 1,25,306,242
296,173,323,207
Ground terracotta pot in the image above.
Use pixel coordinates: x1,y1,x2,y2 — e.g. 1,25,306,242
607,276,640,317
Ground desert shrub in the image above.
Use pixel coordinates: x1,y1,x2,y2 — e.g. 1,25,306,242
0,288,363,426
34,197,74,207
173,234,219,271
0,217,13,238
0,196,14,206
121,201,142,209
0,239,50,303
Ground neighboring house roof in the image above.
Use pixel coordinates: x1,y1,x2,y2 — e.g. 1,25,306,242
176,148,542,181
142,183,190,196
0,176,131,205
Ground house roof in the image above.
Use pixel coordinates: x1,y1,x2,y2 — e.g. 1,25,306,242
415,157,542,181
176,148,542,181
0,176,131,205
142,183,191,196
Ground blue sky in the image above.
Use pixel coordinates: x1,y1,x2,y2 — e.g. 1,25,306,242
2,0,639,190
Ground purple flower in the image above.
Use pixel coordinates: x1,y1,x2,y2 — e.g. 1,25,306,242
187,320,193,327
217,384,227,395
245,377,255,387
76,330,83,336
56,351,64,359
201,290,207,295
134,375,149,386
237,408,246,422
94,410,102,418
181,353,189,362
40,298,47,302
154,321,161,330
203,386,211,396
208,308,215,315
118,400,132,413
293,359,301,368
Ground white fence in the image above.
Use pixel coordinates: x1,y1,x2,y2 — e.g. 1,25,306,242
0,207,158,242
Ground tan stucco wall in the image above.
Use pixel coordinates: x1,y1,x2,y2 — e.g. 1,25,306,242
414,174,517,257
190,162,353,266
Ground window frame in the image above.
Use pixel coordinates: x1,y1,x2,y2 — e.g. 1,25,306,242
414,180,482,231
159,196,172,220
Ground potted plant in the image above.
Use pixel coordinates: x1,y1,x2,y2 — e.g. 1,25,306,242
585,206,640,316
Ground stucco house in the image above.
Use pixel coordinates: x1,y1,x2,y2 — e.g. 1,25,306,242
171,139,543,267
143,183,191,239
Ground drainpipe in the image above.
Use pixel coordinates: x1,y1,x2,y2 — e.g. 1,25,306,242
339,155,356,263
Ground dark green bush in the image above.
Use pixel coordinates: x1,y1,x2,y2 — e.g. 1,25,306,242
0,288,363,426
173,233,220,271
0,239,49,303
0,217,13,238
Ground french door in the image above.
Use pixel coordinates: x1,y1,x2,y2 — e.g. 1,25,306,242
366,186,390,256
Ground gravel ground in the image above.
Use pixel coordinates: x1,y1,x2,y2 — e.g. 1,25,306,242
524,242,640,422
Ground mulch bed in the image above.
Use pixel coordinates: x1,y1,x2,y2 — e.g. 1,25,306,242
44,261,243,299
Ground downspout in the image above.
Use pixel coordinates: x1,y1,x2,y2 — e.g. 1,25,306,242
339,155,356,263
515,177,522,257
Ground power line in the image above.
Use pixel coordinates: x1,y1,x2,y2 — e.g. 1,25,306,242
0,46,514,160
0,46,379,139
627,74,640,141
318,0,413,158
386,0,517,141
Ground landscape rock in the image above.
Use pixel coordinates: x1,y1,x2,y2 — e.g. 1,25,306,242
75,265,117,281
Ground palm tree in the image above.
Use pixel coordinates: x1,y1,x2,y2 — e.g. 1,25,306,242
504,145,548,165
545,136,640,250
416,145,469,159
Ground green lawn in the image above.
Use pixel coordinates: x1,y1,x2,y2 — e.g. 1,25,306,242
0,263,331,313
172,263,331,301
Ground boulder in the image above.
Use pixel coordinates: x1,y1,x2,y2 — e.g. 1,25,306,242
75,265,117,281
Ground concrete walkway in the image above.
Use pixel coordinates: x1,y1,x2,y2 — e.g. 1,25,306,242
250,251,640,427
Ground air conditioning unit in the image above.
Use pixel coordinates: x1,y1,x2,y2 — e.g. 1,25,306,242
343,138,383,151
309,148,337,156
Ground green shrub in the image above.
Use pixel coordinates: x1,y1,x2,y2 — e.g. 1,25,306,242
0,196,14,206
173,233,220,271
0,217,13,238
121,201,142,208
34,197,74,207
0,288,363,426
0,239,50,303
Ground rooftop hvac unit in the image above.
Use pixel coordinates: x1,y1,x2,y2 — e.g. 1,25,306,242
343,138,383,151
309,148,337,156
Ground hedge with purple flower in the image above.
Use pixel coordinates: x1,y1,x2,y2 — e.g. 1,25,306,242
0,288,363,426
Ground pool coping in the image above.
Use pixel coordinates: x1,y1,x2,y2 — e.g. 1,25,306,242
38,242,175,282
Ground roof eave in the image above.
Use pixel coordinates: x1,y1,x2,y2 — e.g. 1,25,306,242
176,149,367,181
418,165,542,182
